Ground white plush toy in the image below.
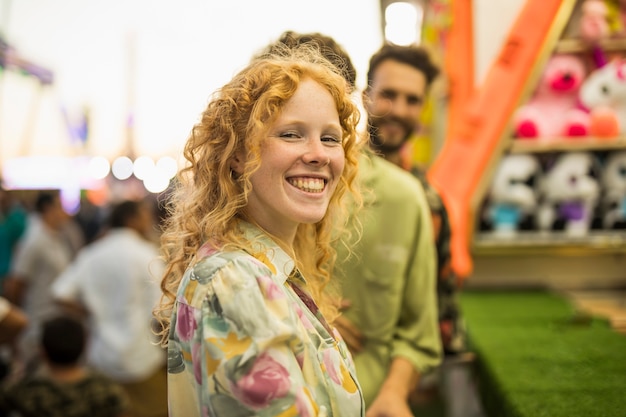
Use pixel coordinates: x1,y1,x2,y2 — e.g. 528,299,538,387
485,154,541,236
579,58,626,136
536,152,600,236
600,151,626,229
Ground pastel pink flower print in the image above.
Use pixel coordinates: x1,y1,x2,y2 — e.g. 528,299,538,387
231,353,291,409
176,303,197,341
192,342,202,384
256,275,285,300
323,349,341,385
294,304,315,331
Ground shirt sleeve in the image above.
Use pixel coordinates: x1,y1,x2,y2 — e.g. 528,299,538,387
50,257,83,302
11,239,37,283
170,254,323,417
391,181,443,375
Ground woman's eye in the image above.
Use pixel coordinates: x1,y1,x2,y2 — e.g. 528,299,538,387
322,135,342,144
279,132,300,139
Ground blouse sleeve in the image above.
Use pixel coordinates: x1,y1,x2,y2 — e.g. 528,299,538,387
170,253,322,417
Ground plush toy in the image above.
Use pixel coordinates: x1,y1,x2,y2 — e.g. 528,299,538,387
606,0,626,36
599,150,626,228
513,53,591,139
536,152,600,236
579,0,611,43
618,0,626,33
579,58,626,136
578,0,611,68
484,154,541,235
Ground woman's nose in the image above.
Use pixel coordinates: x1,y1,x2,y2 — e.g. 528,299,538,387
302,139,330,165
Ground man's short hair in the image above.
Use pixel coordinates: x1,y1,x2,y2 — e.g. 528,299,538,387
41,315,86,365
367,43,439,89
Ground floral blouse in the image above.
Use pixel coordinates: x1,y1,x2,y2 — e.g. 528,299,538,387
167,222,364,417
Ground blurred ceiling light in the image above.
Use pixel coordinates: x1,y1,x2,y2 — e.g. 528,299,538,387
133,155,155,180
143,171,171,194
384,1,423,46
156,156,178,179
112,156,134,180
87,156,111,180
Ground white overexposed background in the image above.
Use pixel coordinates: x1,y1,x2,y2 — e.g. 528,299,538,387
0,0,383,164
0,0,528,199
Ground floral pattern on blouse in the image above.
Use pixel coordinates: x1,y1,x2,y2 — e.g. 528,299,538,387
167,222,364,417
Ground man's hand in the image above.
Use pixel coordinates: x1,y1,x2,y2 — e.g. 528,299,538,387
332,299,364,353
365,388,414,417
366,357,419,416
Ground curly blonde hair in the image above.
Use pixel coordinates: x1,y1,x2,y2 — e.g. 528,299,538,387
154,46,363,346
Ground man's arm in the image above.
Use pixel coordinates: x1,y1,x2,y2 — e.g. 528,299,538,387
0,297,28,345
2,276,27,307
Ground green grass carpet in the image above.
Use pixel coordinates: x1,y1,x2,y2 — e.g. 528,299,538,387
460,291,626,417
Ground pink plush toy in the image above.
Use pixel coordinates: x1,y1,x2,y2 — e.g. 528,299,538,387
513,53,591,139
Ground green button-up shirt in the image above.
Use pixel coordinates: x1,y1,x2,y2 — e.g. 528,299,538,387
334,153,442,405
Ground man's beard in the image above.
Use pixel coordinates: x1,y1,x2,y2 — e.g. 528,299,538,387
367,116,417,154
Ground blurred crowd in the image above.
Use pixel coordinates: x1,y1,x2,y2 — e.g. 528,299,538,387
0,185,168,417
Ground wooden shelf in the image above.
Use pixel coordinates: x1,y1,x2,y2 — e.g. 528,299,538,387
508,137,626,154
555,37,626,54
473,230,626,255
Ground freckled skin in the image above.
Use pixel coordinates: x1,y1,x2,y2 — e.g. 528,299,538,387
241,79,345,243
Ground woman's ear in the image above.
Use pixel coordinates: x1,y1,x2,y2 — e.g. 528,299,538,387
230,151,245,175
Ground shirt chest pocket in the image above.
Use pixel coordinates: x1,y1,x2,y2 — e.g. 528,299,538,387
362,242,408,293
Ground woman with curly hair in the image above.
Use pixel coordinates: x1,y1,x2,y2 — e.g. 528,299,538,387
154,44,365,417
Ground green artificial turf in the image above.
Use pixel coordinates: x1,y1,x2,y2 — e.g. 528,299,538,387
460,291,626,417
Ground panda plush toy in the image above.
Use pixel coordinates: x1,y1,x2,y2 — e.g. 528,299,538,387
483,154,542,236
536,152,601,236
600,150,626,229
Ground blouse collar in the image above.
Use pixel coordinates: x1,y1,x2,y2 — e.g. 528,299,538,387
239,221,295,285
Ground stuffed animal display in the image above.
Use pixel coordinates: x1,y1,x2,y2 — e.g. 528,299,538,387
482,150,626,236
487,0,626,239
599,150,626,228
483,154,541,235
513,53,591,139
579,58,626,136
536,152,601,235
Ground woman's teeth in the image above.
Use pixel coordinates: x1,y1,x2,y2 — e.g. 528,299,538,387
288,177,325,193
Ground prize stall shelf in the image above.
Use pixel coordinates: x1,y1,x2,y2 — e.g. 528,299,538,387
428,0,626,288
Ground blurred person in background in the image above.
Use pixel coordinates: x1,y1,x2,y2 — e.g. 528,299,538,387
358,43,480,417
52,199,167,417
0,296,28,346
0,314,130,417
0,185,28,294
3,191,73,373
52,200,167,417
0,296,28,384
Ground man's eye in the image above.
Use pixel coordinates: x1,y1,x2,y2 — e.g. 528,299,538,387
407,96,423,105
380,91,396,100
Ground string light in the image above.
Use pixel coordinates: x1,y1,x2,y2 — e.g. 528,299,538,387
384,1,423,46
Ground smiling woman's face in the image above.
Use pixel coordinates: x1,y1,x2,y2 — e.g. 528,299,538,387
234,78,345,243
